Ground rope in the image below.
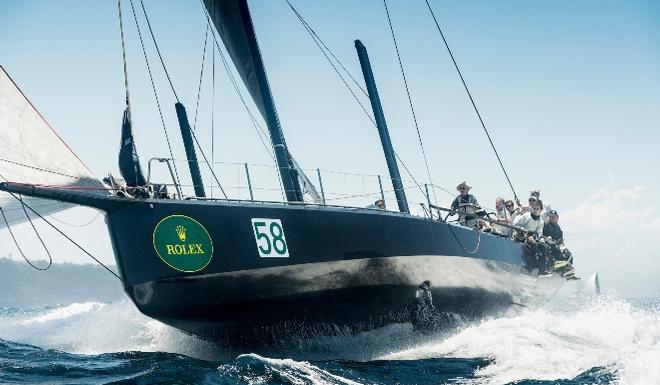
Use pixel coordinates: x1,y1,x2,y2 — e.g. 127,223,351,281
394,152,429,201
133,0,227,198
0,206,52,271
0,173,119,278
138,0,179,101
188,125,228,198
193,24,210,131
383,0,437,205
190,23,228,198
199,0,285,201
286,1,368,98
128,0,182,189
448,222,481,254
4,193,121,281
48,210,102,227
286,1,376,126
282,1,427,205
0,158,102,184
424,0,519,203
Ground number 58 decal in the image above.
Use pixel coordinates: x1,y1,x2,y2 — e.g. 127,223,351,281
251,218,289,258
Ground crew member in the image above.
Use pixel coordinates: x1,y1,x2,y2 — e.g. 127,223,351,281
543,209,572,269
451,181,479,227
517,195,538,215
513,202,544,238
543,210,563,244
367,199,386,210
491,197,510,236
505,199,519,222
514,203,550,271
531,189,552,222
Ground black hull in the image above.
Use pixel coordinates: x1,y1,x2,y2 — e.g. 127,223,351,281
0,183,564,342
102,199,563,342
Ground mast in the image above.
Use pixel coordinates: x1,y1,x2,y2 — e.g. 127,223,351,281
203,0,302,202
117,0,147,188
355,40,409,213
175,103,206,197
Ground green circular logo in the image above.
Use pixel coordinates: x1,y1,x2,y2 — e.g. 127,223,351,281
153,215,214,272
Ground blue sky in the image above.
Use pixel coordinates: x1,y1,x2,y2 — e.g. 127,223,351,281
1,0,659,294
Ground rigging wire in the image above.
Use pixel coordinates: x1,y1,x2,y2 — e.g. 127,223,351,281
286,1,368,98
424,0,520,203
48,210,102,227
188,125,228,198
0,205,52,271
286,1,376,127
6,192,121,280
0,174,117,278
127,0,182,189
132,0,227,197
138,0,179,102
283,1,433,203
199,0,286,201
448,222,481,254
193,24,210,131
383,0,437,205
199,1,274,161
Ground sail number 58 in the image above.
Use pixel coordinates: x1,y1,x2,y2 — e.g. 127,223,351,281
251,218,289,258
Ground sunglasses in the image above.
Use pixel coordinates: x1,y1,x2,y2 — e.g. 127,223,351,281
506,204,513,207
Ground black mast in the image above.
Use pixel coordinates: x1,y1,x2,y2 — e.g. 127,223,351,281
175,103,206,197
355,39,409,213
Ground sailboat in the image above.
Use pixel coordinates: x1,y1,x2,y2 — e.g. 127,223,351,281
0,0,566,343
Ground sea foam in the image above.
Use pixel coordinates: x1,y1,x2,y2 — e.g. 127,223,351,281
1,295,658,384
380,296,660,385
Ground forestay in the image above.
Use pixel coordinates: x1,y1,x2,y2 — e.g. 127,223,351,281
0,66,106,228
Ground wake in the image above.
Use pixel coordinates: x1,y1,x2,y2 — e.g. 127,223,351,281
0,295,658,384
380,296,660,384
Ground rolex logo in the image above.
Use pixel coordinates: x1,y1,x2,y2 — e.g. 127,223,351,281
176,225,186,242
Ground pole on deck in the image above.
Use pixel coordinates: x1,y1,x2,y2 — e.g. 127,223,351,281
355,39,409,213
174,103,205,197
244,163,254,201
316,168,326,205
425,184,432,219
377,174,385,207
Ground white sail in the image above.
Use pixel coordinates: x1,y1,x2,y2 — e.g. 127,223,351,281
0,66,105,228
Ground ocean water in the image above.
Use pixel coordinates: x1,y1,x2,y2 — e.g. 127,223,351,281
0,295,658,385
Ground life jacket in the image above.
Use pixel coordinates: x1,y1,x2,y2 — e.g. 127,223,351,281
454,194,477,216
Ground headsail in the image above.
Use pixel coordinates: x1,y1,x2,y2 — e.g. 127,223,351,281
0,66,106,228
203,0,319,203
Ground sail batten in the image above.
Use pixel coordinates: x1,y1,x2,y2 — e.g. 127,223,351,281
0,66,106,228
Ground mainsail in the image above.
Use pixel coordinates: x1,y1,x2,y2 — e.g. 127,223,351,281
0,66,106,228
203,0,320,203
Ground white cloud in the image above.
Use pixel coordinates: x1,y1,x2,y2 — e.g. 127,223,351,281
561,182,660,295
